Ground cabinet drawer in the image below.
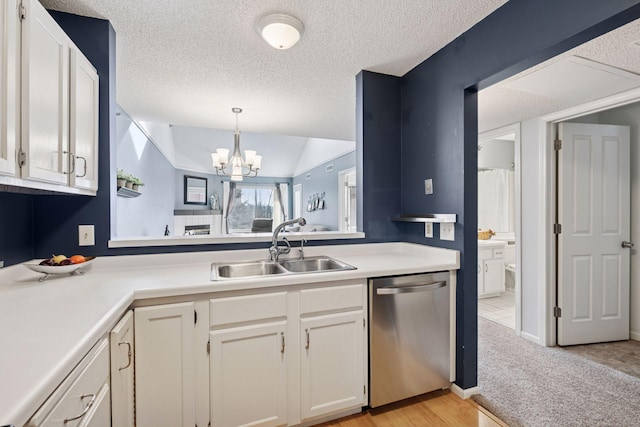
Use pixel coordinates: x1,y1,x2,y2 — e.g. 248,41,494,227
27,338,109,427
478,248,493,261
492,248,504,258
210,292,287,326
78,384,110,427
300,283,364,315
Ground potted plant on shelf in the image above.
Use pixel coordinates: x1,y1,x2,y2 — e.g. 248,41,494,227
117,169,127,188
132,176,145,192
124,173,134,189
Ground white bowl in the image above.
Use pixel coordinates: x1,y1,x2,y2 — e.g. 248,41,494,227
24,257,95,276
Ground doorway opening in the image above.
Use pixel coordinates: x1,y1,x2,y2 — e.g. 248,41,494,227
477,124,521,333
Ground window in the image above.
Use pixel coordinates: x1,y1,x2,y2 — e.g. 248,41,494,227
227,184,288,233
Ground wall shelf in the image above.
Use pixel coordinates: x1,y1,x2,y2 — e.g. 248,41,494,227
117,186,141,198
392,214,457,223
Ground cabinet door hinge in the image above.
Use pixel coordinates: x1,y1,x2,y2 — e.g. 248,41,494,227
364,385,366,395
206,338,210,355
17,148,26,168
553,306,562,318
208,422,211,427
553,224,562,234
194,309,197,325
363,318,366,328
19,2,26,20
554,139,562,151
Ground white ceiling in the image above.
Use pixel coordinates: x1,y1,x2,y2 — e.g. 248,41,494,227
39,0,507,141
38,1,640,146
479,19,640,133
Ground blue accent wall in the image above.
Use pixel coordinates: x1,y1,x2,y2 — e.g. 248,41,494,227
0,192,33,265
356,71,402,242
400,0,640,389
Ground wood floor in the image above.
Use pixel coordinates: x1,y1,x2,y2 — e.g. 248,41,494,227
316,390,507,427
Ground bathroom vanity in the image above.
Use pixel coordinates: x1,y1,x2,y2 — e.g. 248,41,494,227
477,240,507,298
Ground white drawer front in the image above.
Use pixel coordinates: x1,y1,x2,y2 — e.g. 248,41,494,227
30,339,109,427
78,384,110,427
210,292,287,326
300,283,364,315
492,248,504,258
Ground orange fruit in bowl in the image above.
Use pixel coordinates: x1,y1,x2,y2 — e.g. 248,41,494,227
69,255,86,264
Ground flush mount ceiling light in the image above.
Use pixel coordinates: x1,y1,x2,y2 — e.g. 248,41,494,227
211,108,261,182
257,13,304,50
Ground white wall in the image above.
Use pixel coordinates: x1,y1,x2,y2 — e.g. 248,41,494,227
598,102,640,340
519,118,541,339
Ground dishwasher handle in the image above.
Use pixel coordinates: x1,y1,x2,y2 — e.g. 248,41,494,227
376,280,446,295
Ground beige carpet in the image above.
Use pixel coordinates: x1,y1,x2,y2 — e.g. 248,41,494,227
473,317,640,426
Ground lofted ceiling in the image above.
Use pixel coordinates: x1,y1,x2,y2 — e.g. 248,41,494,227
39,0,507,141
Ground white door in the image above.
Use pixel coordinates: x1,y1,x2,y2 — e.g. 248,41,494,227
0,0,18,176
135,303,196,427
109,311,134,427
21,0,69,184
558,122,630,346
210,322,287,427
69,49,99,191
300,311,364,421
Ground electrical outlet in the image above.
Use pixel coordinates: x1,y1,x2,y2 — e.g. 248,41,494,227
424,223,433,238
424,179,433,195
440,223,455,241
79,225,95,246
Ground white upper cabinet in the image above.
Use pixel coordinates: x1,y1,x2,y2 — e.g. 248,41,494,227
69,49,98,191
0,0,18,176
21,0,69,185
0,0,99,194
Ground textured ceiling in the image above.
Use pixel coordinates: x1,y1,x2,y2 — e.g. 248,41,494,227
39,0,507,141
479,19,640,133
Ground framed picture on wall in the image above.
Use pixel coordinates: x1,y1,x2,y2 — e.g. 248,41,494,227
184,175,207,205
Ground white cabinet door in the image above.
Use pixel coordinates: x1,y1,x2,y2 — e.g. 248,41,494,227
210,321,287,427
135,302,196,427
300,310,365,421
109,310,134,427
483,258,505,294
21,0,69,184
0,0,18,176
69,49,98,191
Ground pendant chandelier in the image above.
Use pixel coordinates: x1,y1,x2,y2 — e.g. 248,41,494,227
211,108,261,181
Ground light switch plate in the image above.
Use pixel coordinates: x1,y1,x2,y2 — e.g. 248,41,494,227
424,179,433,195
79,225,95,246
440,223,454,241
424,223,433,238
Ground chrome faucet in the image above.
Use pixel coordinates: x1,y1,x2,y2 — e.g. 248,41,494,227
269,217,306,261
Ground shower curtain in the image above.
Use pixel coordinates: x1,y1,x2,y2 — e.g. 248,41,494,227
478,169,514,232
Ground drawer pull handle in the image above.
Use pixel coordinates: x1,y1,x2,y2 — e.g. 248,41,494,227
305,329,310,349
118,341,132,371
63,393,95,423
281,332,285,353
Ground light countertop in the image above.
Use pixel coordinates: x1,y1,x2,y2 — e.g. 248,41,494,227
0,242,459,426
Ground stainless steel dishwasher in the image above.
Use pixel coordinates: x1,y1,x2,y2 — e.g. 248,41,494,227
369,271,451,408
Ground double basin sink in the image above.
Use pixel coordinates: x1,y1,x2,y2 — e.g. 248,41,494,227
211,256,356,280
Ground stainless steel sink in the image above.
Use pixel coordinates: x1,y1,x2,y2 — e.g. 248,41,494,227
213,261,287,280
211,256,356,280
279,256,355,273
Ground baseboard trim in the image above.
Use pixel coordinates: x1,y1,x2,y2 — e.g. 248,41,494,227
520,331,541,345
451,384,480,399
630,330,640,342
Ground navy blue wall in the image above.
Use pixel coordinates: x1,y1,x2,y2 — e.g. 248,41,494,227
401,0,640,389
356,71,402,242
0,192,33,265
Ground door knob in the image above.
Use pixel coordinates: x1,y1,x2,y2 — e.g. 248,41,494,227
622,241,634,249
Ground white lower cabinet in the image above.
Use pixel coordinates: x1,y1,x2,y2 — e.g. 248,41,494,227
300,311,365,420
478,246,505,298
109,310,134,427
135,302,196,427
134,280,368,427
210,322,288,427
